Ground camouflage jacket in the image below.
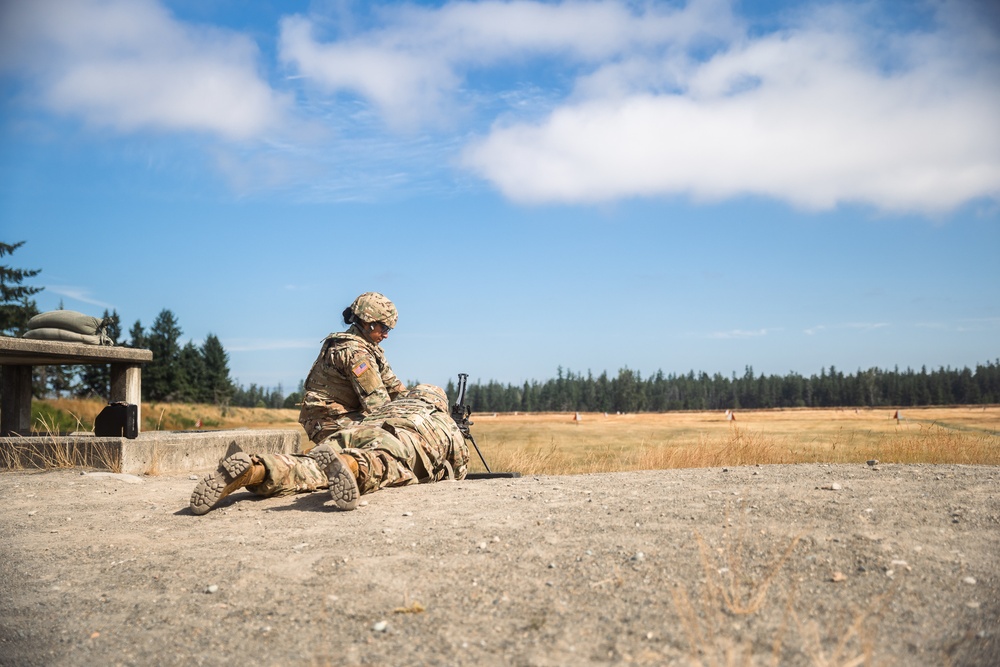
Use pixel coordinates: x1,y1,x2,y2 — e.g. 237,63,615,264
338,397,470,481
298,324,405,435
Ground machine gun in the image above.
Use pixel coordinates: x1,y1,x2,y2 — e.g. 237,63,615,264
451,373,520,480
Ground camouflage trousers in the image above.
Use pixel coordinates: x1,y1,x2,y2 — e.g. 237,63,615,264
348,446,419,495
298,407,363,444
243,444,422,499
245,453,328,497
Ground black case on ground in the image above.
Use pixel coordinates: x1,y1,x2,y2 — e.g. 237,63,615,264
94,402,138,439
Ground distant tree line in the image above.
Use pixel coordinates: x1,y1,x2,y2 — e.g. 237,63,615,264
28,306,301,409
447,362,1000,414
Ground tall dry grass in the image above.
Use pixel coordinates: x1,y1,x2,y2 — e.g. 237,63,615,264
0,409,123,472
30,397,300,433
467,406,1000,475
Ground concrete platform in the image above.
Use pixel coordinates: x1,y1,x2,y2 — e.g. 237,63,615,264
0,429,303,475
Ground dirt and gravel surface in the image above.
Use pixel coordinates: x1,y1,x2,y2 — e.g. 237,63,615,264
1,463,997,666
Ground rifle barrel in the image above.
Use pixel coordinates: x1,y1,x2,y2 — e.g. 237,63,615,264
456,372,468,406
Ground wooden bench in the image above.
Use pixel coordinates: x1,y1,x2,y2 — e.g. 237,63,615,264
0,337,152,436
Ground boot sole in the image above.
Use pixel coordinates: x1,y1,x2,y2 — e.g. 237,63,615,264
189,452,254,516
312,445,360,511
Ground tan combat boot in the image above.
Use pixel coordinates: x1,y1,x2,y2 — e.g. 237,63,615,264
189,452,267,515
310,444,361,510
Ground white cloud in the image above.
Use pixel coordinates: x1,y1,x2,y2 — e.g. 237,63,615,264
805,322,889,335
276,0,1000,213
278,0,738,129
3,0,997,212
709,328,771,339
46,286,113,309
458,1,1000,213
0,0,290,140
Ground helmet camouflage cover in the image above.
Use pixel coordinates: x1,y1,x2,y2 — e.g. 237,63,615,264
404,384,449,413
350,292,398,329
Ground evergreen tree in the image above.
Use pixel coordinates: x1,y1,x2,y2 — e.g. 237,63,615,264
613,367,640,412
177,341,206,403
2,242,44,395
0,241,43,336
47,363,75,398
201,333,234,405
452,360,1000,413
144,309,183,401
127,320,146,349
283,380,305,409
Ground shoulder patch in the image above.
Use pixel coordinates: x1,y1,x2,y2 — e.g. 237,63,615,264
351,357,382,394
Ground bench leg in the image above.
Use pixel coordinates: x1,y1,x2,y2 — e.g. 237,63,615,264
110,364,142,433
1,365,33,436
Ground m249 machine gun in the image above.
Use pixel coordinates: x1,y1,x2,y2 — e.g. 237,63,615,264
451,373,520,480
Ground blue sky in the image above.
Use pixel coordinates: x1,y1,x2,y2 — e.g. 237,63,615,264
1,0,998,393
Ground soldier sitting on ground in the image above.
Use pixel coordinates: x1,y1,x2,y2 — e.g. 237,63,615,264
189,384,469,515
298,291,406,445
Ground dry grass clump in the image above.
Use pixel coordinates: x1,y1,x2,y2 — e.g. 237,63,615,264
1,411,122,472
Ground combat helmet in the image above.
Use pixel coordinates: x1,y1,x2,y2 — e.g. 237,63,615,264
405,384,449,413
348,292,398,329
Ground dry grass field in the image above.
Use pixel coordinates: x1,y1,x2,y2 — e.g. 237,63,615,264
21,399,1000,475
465,405,1000,475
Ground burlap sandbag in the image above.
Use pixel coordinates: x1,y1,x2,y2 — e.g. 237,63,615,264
23,328,109,345
27,310,105,336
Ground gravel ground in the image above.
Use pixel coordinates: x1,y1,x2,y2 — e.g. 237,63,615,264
0,463,997,666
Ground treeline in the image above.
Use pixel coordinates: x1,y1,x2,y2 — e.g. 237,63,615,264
26,307,299,409
449,362,1000,414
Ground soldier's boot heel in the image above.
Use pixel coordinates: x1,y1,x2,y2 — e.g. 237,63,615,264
189,452,266,516
311,444,360,511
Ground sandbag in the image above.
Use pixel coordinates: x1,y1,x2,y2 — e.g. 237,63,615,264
27,310,105,336
23,328,109,346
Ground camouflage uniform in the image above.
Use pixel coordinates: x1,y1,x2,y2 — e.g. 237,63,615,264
254,385,469,498
298,322,405,444
244,452,328,497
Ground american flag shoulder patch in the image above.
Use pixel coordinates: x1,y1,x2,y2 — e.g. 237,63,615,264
352,361,370,377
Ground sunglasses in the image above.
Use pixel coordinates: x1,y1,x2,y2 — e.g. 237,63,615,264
376,322,392,334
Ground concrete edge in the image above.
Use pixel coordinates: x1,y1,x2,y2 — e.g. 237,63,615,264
0,429,304,475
